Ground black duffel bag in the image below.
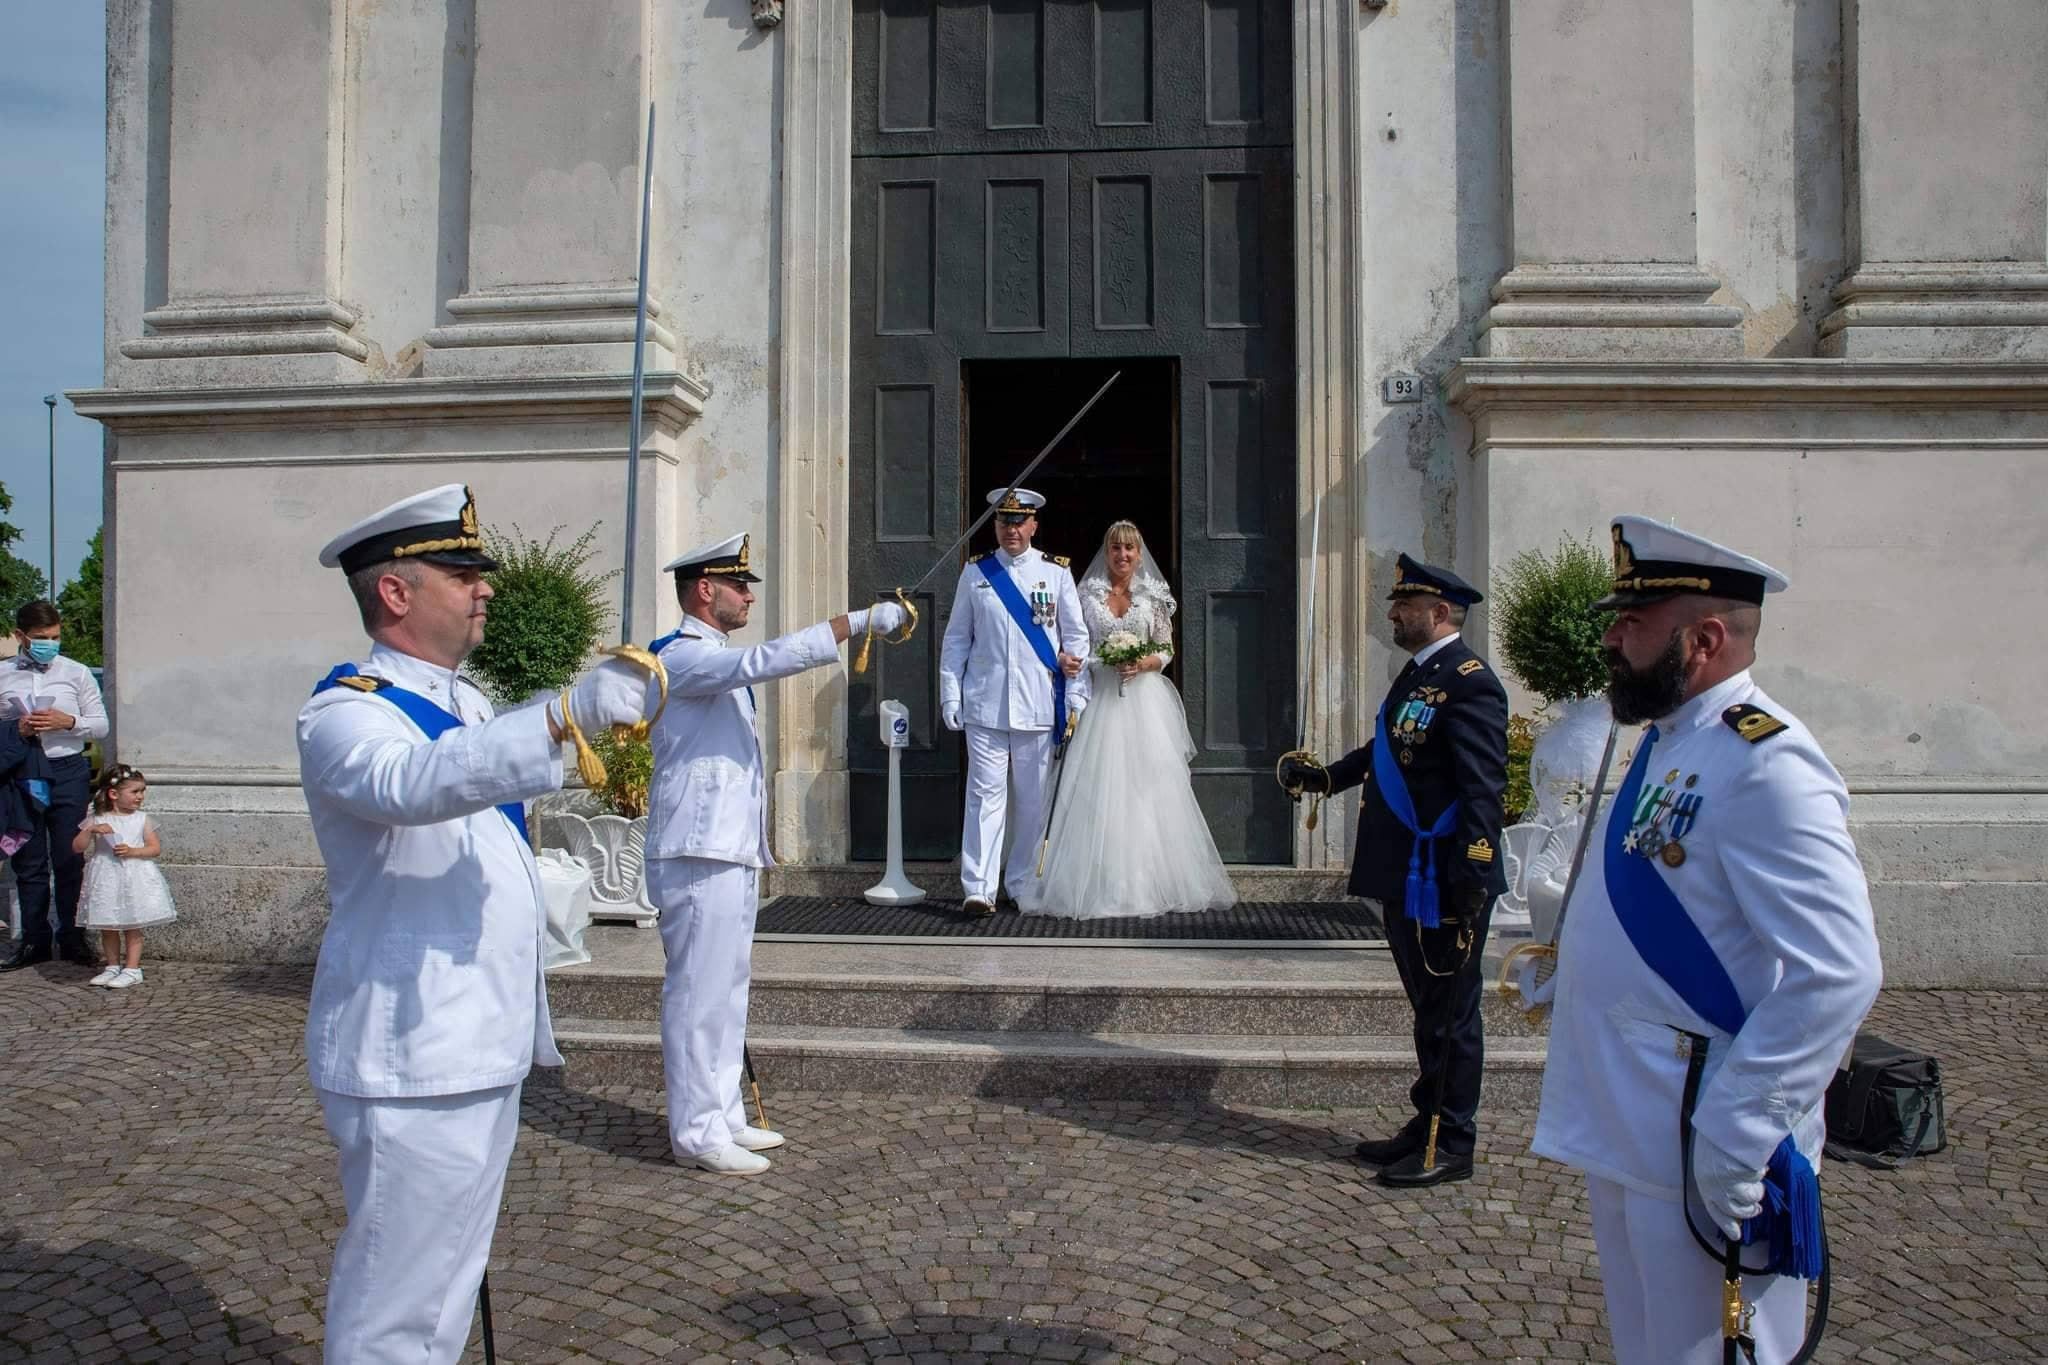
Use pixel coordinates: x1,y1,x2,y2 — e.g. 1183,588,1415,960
1824,1032,1946,1169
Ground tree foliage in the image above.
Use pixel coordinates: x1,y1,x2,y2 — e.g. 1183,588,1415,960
464,522,619,709
56,529,104,668
0,480,47,625
1490,532,1614,704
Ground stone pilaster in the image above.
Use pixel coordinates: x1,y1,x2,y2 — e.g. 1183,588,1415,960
769,0,855,864
119,0,364,385
1480,0,1741,358
423,0,676,377
1820,0,2048,359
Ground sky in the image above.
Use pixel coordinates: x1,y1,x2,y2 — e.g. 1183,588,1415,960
0,4,105,595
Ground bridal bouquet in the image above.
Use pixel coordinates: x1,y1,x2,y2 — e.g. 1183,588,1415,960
1097,630,1170,695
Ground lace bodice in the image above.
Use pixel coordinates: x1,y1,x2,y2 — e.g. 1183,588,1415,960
1079,579,1175,656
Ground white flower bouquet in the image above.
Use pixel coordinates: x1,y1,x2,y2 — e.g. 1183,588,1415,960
1097,629,1170,695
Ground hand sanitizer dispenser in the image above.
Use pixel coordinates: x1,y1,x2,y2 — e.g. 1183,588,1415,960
864,700,925,904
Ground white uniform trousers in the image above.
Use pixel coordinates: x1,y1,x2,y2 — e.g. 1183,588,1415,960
1586,1175,1810,1364
960,724,1054,900
317,1081,522,1364
649,855,759,1158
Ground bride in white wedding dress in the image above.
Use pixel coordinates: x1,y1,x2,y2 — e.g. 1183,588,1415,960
1014,522,1238,919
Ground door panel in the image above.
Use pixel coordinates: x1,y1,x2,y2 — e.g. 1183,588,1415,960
851,0,1295,864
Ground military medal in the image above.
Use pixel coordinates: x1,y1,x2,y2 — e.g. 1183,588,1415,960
1660,840,1687,868
1637,827,1667,858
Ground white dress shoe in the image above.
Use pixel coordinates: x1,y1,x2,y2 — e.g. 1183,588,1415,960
690,1143,770,1175
733,1125,785,1152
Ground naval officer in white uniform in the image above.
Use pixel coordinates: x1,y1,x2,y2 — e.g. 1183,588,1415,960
299,484,651,1363
1525,516,1882,1364
939,489,1090,913
645,532,907,1174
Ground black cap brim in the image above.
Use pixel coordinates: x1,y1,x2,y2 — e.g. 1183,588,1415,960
1588,589,1665,613
415,549,500,573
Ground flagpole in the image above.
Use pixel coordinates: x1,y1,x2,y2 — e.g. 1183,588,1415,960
620,101,656,645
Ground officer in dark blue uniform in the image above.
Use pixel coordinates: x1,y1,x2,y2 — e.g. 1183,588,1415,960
1279,554,1509,1187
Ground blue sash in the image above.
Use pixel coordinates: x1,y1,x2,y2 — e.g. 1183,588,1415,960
1371,703,1458,928
1605,725,1821,1279
314,665,530,845
974,556,1067,738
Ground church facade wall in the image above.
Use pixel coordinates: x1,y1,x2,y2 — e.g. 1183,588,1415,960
73,0,2048,984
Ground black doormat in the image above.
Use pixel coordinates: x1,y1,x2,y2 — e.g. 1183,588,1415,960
756,896,1387,942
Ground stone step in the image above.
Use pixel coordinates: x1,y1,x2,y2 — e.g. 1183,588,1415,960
548,1018,1549,1108
546,965,1546,1038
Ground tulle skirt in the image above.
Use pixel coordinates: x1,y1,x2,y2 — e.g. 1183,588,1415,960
1014,663,1238,919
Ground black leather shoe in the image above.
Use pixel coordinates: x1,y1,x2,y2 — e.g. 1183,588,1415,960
1376,1147,1474,1188
57,933,93,963
1352,1131,1424,1165
962,896,996,917
0,942,53,972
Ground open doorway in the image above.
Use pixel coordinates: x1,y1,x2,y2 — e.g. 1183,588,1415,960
961,358,1179,608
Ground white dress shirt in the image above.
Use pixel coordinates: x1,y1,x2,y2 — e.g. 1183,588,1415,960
297,643,566,1098
1532,670,1883,1200
940,546,1091,732
643,616,840,867
0,652,108,760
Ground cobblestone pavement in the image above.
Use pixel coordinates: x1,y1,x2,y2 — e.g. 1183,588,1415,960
1,963,2041,1363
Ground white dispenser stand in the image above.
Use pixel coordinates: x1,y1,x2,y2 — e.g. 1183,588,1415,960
864,700,926,904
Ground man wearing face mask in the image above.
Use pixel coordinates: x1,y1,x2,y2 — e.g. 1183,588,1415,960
0,600,109,970
1524,516,1882,1363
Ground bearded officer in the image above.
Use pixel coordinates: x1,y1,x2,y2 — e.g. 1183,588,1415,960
939,488,1091,914
300,484,651,1363
1277,555,1509,1187
644,532,907,1174
1523,516,1882,1363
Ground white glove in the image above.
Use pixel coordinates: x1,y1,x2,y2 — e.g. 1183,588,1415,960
549,658,651,734
941,702,962,732
850,601,908,636
1511,955,1558,1013
1691,1130,1766,1241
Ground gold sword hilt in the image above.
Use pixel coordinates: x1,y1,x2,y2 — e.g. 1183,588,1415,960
852,588,920,674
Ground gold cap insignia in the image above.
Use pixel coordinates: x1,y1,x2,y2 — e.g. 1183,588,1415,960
459,488,480,538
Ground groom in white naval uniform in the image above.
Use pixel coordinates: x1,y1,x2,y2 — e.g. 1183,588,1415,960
644,532,908,1174
299,484,651,1363
1525,515,1882,1364
939,488,1090,914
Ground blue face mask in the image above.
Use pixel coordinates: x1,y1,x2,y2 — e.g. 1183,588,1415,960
25,639,59,665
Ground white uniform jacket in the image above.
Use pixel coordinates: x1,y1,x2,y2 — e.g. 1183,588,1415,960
644,618,840,867
0,652,109,760
1532,671,1883,1201
939,547,1091,732
298,644,566,1098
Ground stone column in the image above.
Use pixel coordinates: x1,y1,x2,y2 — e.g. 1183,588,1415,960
119,0,366,385
1479,0,1741,358
422,0,676,377
1820,0,2048,359
770,0,855,864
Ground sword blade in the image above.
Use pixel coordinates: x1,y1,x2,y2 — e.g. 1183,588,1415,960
1296,493,1323,752
904,371,1122,595
1541,720,1622,959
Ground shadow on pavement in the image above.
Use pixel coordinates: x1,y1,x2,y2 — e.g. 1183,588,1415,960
518,1074,678,1166
0,1232,318,1361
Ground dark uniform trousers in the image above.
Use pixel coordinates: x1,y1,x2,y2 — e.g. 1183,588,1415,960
1324,637,1509,1159
10,752,92,951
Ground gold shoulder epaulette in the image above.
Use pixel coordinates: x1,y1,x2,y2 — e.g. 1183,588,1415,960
969,550,992,563
1723,703,1787,743
335,674,388,693
1457,658,1485,676
1052,554,1071,568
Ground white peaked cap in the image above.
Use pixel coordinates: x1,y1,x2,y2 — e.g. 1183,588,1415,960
1594,514,1789,610
662,532,761,581
318,483,494,574
986,487,1047,515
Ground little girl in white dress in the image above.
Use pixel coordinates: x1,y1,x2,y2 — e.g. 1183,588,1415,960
73,763,177,988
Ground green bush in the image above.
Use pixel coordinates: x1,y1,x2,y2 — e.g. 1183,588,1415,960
1504,712,1536,824
57,530,104,669
1491,532,1613,704
466,523,618,709
588,729,653,819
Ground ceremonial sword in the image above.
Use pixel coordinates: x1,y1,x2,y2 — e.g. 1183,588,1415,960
1275,494,1325,829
